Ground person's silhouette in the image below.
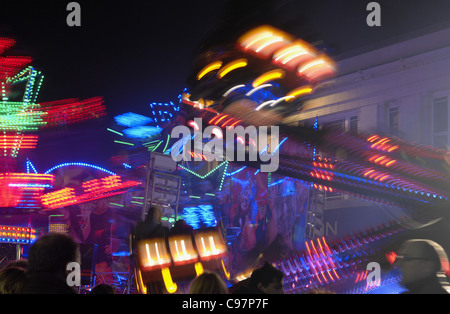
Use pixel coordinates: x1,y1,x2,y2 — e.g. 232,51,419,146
396,239,450,294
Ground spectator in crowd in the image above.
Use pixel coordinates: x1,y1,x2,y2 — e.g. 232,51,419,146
189,270,229,294
232,262,284,294
21,233,80,294
0,266,27,294
396,239,450,294
0,259,28,271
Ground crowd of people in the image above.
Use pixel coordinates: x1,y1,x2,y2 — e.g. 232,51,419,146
1,205,449,294
0,232,284,294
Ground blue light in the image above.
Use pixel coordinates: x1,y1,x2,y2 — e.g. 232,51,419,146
225,166,247,177
122,126,162,139
180,204,217,229
9,183,52,188
114,112,153,127
268,179,285,188
26,159,38,174
44,163,116,175
271,137,288,155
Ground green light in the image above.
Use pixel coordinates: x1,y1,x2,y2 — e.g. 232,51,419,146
114,140,134,146
107,128,123,136
109,202,125,207
178,161,228,179
148,140,162,152
143,140,160,146
218,163,228,191
162,134,171,153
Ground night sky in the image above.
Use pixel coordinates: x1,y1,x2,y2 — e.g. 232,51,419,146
1,0,450,171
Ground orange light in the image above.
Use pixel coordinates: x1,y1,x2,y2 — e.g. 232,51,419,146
272,40,316,68
386,160,397,167
40,188,77,208
237,25,293,58
194,230,227,261
221,259,231,280
194,262,204,277
298,56,336,80
286,85,313,101
367,135,379,142
386,251,397,265
197,61,222,80
217,59,248,78
252,69,285,88
161,267,177,293
363,169,375,177
168,235,198,265
387,145,399,152
137,238,172,270
213,114,229,125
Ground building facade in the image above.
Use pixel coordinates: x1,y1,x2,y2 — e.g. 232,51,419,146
287,27,450,239
286,27,450,149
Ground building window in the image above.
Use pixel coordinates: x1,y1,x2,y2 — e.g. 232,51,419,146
433,96,448,148
325,119,345,133
389,107,399,136
349,116,358,134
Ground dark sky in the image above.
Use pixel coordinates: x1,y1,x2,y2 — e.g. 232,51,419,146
1,0,449,170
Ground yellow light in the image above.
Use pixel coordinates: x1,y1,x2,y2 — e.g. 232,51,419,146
161,267,177,293
195,262,204,277
237,25,294,54
135,268,147,294
286,85,313,101
242,31,274,50
137,238,172,269
252,69,285,88
217,59,248,78
273,40,316,65
221,259,231,280
298,59,326,73
168,235,198,265
194,230,227,261
197,61,222,80
297,55,337,80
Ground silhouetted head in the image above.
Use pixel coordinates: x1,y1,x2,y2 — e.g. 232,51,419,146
27,233,79,278
249,262,284,294
145,206,162,223
189,271,229,294
0,266,27,294
396,239,449,285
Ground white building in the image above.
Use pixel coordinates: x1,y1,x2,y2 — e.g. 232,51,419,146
290,26,450,239
286,26,450,149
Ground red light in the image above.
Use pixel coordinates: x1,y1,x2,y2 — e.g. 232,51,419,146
38,97,106,127
386,251,397,265
41,175,141,210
